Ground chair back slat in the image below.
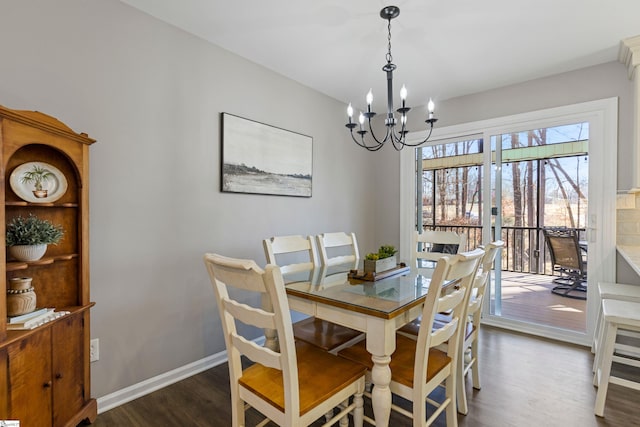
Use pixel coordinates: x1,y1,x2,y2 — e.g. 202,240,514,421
430,318,459,348
223,298,276,330
436,286,466,314
316,232,360,268
208,256,271,293
411,230,467,265
263,235,317,274
231,334,282,370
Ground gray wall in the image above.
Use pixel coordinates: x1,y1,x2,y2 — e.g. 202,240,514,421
0,0,378,398
1,0,638,402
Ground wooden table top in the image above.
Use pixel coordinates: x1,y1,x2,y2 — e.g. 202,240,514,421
283,264,437,320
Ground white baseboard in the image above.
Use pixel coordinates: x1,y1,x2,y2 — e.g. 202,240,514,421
96,350,226,413
96,336,265,414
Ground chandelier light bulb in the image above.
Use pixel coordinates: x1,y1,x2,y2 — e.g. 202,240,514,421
400,85,407,100
428,98,435,112
358,112,365,125
347,103,353,118
366,89,373,106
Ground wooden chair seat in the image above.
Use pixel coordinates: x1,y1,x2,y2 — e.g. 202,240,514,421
293,317,363,352
338,334,451,389
240,341,367,416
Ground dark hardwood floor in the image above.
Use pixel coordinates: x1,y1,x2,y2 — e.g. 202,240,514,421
93,326,640,426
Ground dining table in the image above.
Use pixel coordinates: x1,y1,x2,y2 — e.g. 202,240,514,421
279,262,440,427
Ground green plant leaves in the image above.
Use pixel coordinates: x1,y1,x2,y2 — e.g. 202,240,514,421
6,214,64,246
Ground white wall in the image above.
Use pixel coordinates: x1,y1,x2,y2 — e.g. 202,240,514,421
0,0,378,398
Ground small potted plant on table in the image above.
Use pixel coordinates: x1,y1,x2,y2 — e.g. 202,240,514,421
6,214,64,261
364,245,398,274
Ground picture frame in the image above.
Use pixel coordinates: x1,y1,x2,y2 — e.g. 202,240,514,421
221,113,313,197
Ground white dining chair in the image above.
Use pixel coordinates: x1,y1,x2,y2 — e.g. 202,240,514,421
263,234,362,352
411,230,467,266
339,248,484,427
316,232,360,268
204,253,366,427
398,241,503,415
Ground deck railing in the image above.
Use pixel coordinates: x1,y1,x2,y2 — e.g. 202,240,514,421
424,225,586,275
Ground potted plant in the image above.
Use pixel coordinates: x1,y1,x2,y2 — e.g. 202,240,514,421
364,245,398,274
6,214,64,261
20,164,54,198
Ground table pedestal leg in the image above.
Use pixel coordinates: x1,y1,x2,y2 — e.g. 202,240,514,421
264,328,278,351
262,294,278,351
370,354,392,427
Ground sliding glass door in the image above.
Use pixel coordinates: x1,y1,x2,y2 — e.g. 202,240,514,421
487,124,589,333
402,98,618,345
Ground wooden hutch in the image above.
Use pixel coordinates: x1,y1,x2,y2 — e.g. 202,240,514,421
0,106,96,426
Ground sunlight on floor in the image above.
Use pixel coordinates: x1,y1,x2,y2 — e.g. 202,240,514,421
493,271,587,331
501,284,551,294
549,304,584,313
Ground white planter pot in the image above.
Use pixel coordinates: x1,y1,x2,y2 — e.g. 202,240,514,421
9,244,48,261
363,255,397,274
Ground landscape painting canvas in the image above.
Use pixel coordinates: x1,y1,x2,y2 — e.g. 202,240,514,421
221,113,313,197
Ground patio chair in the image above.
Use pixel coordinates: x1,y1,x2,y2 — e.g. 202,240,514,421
543,227,587,300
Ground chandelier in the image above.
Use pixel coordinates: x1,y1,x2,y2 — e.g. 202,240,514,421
345,6,438,151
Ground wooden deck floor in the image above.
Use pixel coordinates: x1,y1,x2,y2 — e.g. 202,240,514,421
494,271,586,332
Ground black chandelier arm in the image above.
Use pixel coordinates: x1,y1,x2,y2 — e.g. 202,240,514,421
390,121,408,142
347,128,385,151
367,113,390,145
397,123,436,147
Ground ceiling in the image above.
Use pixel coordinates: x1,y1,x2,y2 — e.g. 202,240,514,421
120,0,640,113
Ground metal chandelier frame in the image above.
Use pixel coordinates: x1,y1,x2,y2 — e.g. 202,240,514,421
345,6,438,151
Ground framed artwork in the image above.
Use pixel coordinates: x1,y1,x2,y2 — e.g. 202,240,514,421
221,113,313,197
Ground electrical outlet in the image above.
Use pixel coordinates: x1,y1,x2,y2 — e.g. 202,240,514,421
90,338,99,362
